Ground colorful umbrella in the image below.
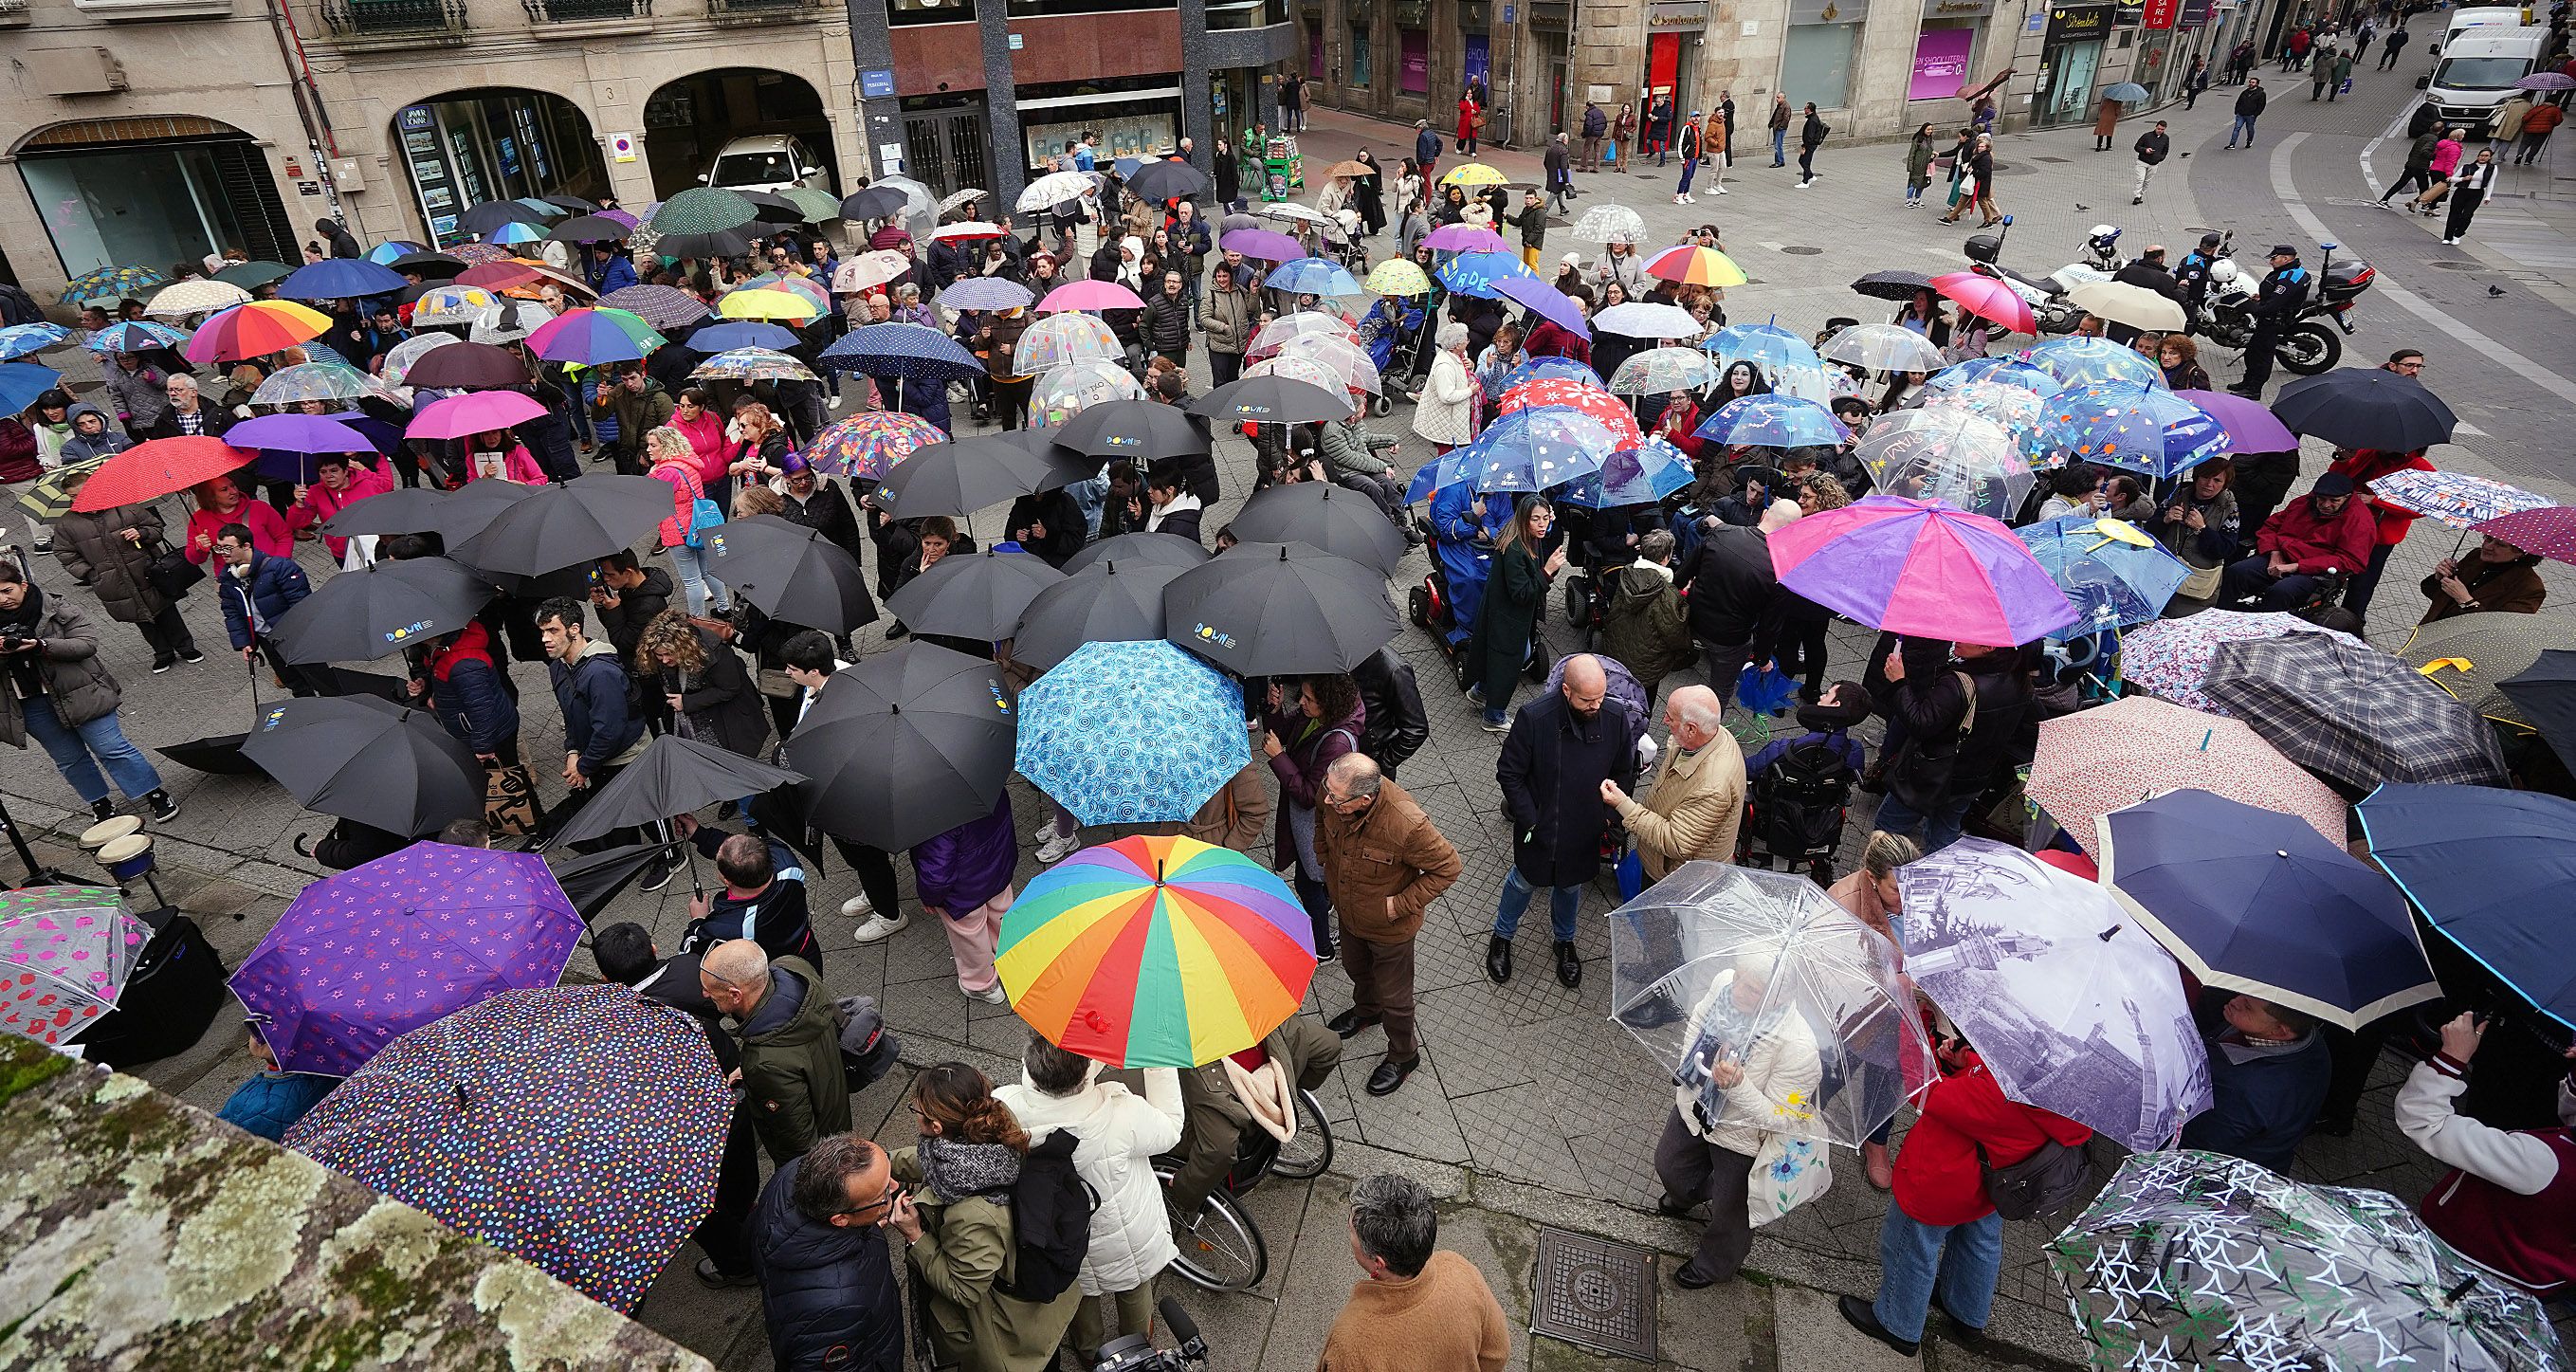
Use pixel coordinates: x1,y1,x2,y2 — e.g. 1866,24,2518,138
2167,387,2296,453
737,271,831,314
1029,357,1146,426
2207,633,2510,791
183,301,331,363
1571,204,1650,244
2472,504,2576,566
685,320,799,354
482,223,548,247
808,410,946,482
1696,393,1850,448
1246,310,1360,359
250,360,389,408
0,886,150,1046
1767,494,2078,646
1493,276,1592,338
997,834,1316,1068
1921,380,2075,468
71,436,250,512
2019,336,2166,391
284,984,731,1313
1361,259,1434,296
83,320,191,355
598,283,710,330
1434,250,1539,300
1423,223,1511,254
1557,436,1693,510
2358,785,2576,1030
232,842,583,1077
1499,377,1645,443
1459,403,1622,495
717,287,819,321
2117,610,2365,716
1928,355,2063,396
1854,407,2035,520
59,265,168,305
525,305,665,364
2027,695,2351,853
1819,322,1946,373
410,284,501,327
2054,381,2229,480
1219,228,1306,262
407,390,546,440
445,242,521,266
1930,270,2037,334
1267,258,1366,297
1013,312,1124,375
820,321,983,382
142,279,249,320
1016,641,1250,825
1038,279,1146,312
2367,468,2550,531
1608,346,1720,396
2016,514,2191,632
0,322,72,361
11,457,109,522
1438,162,1510,187
227,412,379,457
692,347,820,384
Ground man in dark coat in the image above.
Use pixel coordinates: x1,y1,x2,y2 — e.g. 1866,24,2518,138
1487,654,1635,990
1351,647,1429,777
2105,246,2188,344
677,818,822,971
2180,991,2331,1171
749,1135,904,1370
317,217,365,260
589,551,672,663
213,523,331,697
1681,522,1779,703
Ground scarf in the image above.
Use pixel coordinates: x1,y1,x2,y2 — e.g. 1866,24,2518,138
918,1134,1021,1203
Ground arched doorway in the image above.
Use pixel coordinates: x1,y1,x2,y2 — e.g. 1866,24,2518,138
14,117,299,282
389,88,608,247
640,70,838,200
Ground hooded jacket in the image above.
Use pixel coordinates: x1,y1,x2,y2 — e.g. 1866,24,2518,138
0,591,123,744
912,793,1016,914
58,405,134,464
1599,560,1697,687
891,1138,1085,1372
732,958,853,1164
424,620,519,757
551,638,644,778
993,1068,1187,1294
749,1155,904,1372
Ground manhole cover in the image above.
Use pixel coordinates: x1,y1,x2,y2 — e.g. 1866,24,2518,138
1781,245,1824,255
2428,260,2484,270
2032,155,2073,164
1531,1226,1657,1362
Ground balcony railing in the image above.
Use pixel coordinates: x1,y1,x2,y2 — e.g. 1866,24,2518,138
707,0,812,21
524,0,649,20
320,0,468,40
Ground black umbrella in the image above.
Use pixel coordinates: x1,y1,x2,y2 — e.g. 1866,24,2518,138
1062,531,1211,576
1851,269,1937,302
320,482,526,542
385,252,466,279
703,515,881,633
839,186,912,221
548,215,631,245
653,228,758,260
542,193,604,214
239,695,484,838
400,341,532,391
2500,649,2576,774
322,667,411,702
1161,540,1400,676
872,436,1086,520
274,556,497,665
1226,483,1405,576
1010,558,1191,670
547,842,666,923
157,657,274,776
549,733,806,849
1186,375,1354,425
448,475,680,577
456,200,552,238
740,192,806,225
1050,399,1213,465
788,643,1017,853
886,547,1066,642
2271,369,2457,450
1125,158,1211,203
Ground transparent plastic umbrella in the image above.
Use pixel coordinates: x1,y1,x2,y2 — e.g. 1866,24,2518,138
1923,379,2076,469
1609,346,1721,396
1276,333,1382,394
1016,171,1096,213
1854,407,2035,519
1244,353,1345,396
1570,203,1649,245
2019,336,2165,391
1608,861,1931,1147
1247,309,1360,359
1707,323,1837,401
411,285,500,327
1013,313,1123,375
1029,357,1146,427
379,333,459,389
468,298,556,345
1820,322,1947,373
252,360,393,408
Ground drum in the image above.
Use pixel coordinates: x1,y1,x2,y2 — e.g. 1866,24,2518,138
77,815,142,852
97,833,155,884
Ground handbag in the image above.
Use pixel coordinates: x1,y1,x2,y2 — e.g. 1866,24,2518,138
1749,1131,1833,1226
1974,1136,2092,1220
2177,561,2224,600
145,540,203,601
483,760,543,836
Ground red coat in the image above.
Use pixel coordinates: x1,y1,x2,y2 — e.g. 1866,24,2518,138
1457,98,1481,143
1891,1050,2092,1227
2253,493,2377,576
1525,320,1591,365
185,499,292,567
2328,448,2435,548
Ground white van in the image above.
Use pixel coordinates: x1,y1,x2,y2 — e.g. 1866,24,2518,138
2432,7,2528,56
2426,27,2549,127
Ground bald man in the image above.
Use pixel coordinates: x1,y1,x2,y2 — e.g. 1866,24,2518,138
1601,685,1745,881
701,939,851,1165
1316,752,1462,1095
1489,654,1635,989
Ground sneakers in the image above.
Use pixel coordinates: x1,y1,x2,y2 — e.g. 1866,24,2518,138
962,982,1008,1005
1036,830,1081,864
2132,195,2145,205
852,911,909,943
89,797,116,823
842,891,876,918
178,648,204,664
1712,185,1728,194
145,790,180,823
638,852,680,893
151,656,175,674
1481,717,1510,734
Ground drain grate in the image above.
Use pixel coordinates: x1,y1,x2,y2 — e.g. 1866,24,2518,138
1531,1226,1658,1362
1781,245,1824,255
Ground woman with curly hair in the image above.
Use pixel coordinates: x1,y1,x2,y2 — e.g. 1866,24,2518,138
634,608,768,759
2156,334,2212,392
886,1063,1081,1371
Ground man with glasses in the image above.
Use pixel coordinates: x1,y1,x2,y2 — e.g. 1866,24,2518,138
1315,753,1462,1097
2383,348,2425,376
748,1133,905,1371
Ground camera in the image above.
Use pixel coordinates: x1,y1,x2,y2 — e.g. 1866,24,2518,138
1089,1298,1208,1370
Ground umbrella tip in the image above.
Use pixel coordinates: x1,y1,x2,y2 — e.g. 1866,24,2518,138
2275,850,2290,859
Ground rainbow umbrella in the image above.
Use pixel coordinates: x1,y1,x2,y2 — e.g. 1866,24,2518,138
808,410,946,482
1768,494,2079,647
526,305,665,364
1644,244,1749,288
183,301,332,364
996,834,1317,1068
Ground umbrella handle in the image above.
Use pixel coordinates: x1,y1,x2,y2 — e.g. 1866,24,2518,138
246,650,262,724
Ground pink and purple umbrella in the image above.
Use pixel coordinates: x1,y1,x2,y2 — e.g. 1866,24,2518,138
407,390,548,440
1039,278,1146,312
2173,389,2298,454
230,842,583,1076
1768,494,2079,647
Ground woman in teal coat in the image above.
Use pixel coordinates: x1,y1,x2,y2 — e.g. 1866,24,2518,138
1466,495,1564,730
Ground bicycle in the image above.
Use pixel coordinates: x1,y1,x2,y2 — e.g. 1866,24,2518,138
1154,1087,1335,1291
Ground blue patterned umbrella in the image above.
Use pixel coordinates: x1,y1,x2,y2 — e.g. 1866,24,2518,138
2055,381,2228,480
1463,403,1622,495
276,258,408,302
1434,250,1539,300
2017,514,2192,634
1015,640,1250,826
1558,437,1693,509
367,241,427,265
0,322,72,361
1267,257,1365,297
2019,337,2165,392
939,277,1035,312
58,265,166,305
85,320,191,355
1495,356,1602,393
1928,355,2064,396
1696,393,1851,448
820,320,985,382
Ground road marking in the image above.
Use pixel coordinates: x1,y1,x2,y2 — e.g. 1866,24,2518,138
2356,104,2411,199
2455,420,2486,436
2271,133,2576,409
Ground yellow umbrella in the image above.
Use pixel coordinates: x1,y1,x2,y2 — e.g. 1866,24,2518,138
1361,260,1433,296
717,288,820,322
1439,162,1509,187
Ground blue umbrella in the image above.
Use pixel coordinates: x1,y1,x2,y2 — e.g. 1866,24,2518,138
1435,250,1538,300
276,258,409,302
1494,276,1591,337
685,320,800,353
939,277,1035,312
1696,393,1851,448
1461,404,1621,495
819,320,984,381
484,222,548,247
2357,784,2576,1030
327,410,406,456
1928,355,2063,396
367,241,427,265
85,320,191,354
1705,321,1824,376
1014,640,1251,826
2020,336,2165,391
2054,381,2229,481
1267,257,1364,297
1495,356,1601,393
1558,437,1692,509
2016,513,2191,633
0,322,72,361
0,362,64,418
2097,789,2436,1031
1404,448,1476,504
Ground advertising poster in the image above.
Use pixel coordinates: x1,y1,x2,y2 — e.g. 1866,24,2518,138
1909,27,1977,99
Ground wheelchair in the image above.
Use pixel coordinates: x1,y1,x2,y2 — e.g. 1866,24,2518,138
1153,1087,1334,1291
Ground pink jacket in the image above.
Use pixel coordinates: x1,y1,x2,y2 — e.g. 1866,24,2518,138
2431,138,2464,177
672,410,728,487
465,443,546,486
285,460,394,560
185,499,292,567
649,453,706,549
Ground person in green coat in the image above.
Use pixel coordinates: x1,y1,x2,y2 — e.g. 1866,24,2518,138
886,1063,1083,1372
2329,48,2355,101
1466,495,1564,731
1904,123,1938,208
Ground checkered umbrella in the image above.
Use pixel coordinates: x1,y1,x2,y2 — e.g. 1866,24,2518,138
2116,610,2365,716
2048,1152,2562,1372
2399,612,2571,723
648,186,758,236
597,284,710,330
2367,468,2551,531
2206,633,2509,791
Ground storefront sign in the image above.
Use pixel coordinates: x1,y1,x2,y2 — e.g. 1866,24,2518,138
2111,0,2143,25
2141,0,2177,27
1400,28,1431,92
1647,0,1709,25
2045,3,2110,40
1909,26,1978,98
1921,0,1993,14
2177,0,2211,26
1464,32,1491,85
1787,0,1867,22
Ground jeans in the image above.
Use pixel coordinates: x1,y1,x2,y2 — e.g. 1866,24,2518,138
21,697,162,804
1491,865,1580,942
1872,788,1974,854
2227,115,2258,147
1799,146,1818,182
666,541,729,616
1872,1205,2002,1343
1772,128,1787,165
1293,867,1335,954
1678,159,1699,195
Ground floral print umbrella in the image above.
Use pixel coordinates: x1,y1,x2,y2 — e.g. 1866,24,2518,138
1923,379,2075,469
0,886,150,1046
808,410,946,483
2117,610,2365,717
1498,376,1647,449
2054,381,2229,481
1015,640,1249,826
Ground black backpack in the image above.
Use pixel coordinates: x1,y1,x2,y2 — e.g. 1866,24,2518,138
1750,739,1856,861
0,284,39,327
991,1129,1095,1303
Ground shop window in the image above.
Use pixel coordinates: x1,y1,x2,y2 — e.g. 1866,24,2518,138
887,0,972,24
1781,22,1859,108
1350,23,1372,85
1007,0,1172,15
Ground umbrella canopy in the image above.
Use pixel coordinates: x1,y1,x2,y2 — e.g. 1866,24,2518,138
1010,558,1190,670
788,643,1018,852
997,834,1315,1068
1275,333,1382,394
2516,70,2576,89
1496,375,1641,438
1064,531,1211,576
1441,162,1511,187
2500,649,2576,772
383,250,466,277
448,474,678,577
247,361,389,410
2472,505,2576,566
407,389,545,440
1226,482,1405,576
143,279,250,319
71,436,249,512
546,214,632,244
2097,789,2434,1030
1899,837,2211,1151
284,983,732,1313
2054,381,2229,480
1768,495,2077,647
401,339,531,390
2117,610,2364,717
1038,279,1146,312
1246,310,1359,359
240,695,484,837
703,515,879,633
59,264,168,304
598,284,710,330
1854,407,2036,520
409,284,502,328
2399,611,2566,723
1124,158,1207,202
1012,312,1124,375
1594,301,1701,340
454,200,550,237
2019,336,2166,390
2170,387,2298,454
1639,244,1749,288
1434,250,1539,300
1850,268,1937,302
184,301,330,363
549,733,806,849
2367,468,2550,531
232,842,582,1076
82,320,191,355
10,456,108,523
2271,367,2457,449
1569,203,1649,244
1050,398,1211,466
1016,639,1249,820
1241,353,1343,397
320,481,523,542
2048,1152,2564,1372
807,410,947,483
871,435,1083,519
839,185,912,220
2359,784,2576,1030
1423,223,1511,254
1819,322,1946,372
1455,402,1621,495
276,258,407,302
1492,277,1592,338
2064,278,2188,332
820,321,983,381
937,277,1034,312
1029,359,1147,426
1921,380,2075,469
1219,228,1306,262
1608,860,1930,1147
1707,322,1831,392
379,332,458,388
273,556,495,664
2207,633,2508,791
1608,346,1720,396
2026,695,2352,851
1494,357,1603,395
1361,259,1434,296
650,185,759,235
1697,393,1851,448
1929,355,2063,397
885,546,1067,640
1558,436,1693,509
928,221,1007,244
692,347,819,384
526,306,663,364
716,288,819,322
1931,271,2037,334
1187,375,1355,425
1016,170,1096,212
1162,540,1398,676
2015,514,2190,633
1266,258,1364,297
0,322,72,361
0,362,62,422
0,886,150,1046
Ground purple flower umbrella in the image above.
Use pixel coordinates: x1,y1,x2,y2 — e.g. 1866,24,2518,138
230,842,582,1076
2172,389,2298,454
1495,276,1592,338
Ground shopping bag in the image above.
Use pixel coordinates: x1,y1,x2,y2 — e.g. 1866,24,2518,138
484,761,543,836
1606,140,1620,165
1736,661,1798,717
1750,1130,1833,1226
1615,847,1647,903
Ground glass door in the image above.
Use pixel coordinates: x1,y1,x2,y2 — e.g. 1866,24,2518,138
2038,39,2104,124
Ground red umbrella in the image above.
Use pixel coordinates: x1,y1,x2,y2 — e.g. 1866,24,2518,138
73,436,252,512
1498,377,1647,449
183,301,331,364
407,391,547,441
1930,271,2036,335
454,260,546,292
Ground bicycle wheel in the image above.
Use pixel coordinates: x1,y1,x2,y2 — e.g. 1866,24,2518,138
1270,1089,1335,1180
1157,1164,1270,1291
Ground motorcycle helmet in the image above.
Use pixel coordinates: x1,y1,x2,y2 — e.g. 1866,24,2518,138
2209,259,2243,288
2087,224,2123,254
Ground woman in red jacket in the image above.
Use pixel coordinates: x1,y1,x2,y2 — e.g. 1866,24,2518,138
1838,1025,2092,1357
668,386,730,504
2324,446,2433,620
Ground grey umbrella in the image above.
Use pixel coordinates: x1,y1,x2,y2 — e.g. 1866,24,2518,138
1160,540,1400,677
240,695,483,838
274,556,496,665
1225,483,1405,577
885,547,1067,642
2206,633,2509,793
1009,558,1191,671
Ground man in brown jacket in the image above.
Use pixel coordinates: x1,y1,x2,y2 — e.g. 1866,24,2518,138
1602,686,1745,881
1315,753,1462,1096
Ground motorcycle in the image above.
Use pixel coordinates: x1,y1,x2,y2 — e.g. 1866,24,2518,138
2193,240,2373,375
1961,218,2112,337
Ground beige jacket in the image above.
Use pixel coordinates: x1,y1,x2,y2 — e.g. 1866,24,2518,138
1613,732,1747,880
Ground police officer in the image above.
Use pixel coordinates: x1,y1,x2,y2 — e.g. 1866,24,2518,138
2229,244,2310,398
2175,232,2223,313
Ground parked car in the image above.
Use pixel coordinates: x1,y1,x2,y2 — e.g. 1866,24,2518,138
703,135,833,196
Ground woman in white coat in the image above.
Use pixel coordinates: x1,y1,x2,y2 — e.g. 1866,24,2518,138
993,1034,1185,1363
1409,322,1479,453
